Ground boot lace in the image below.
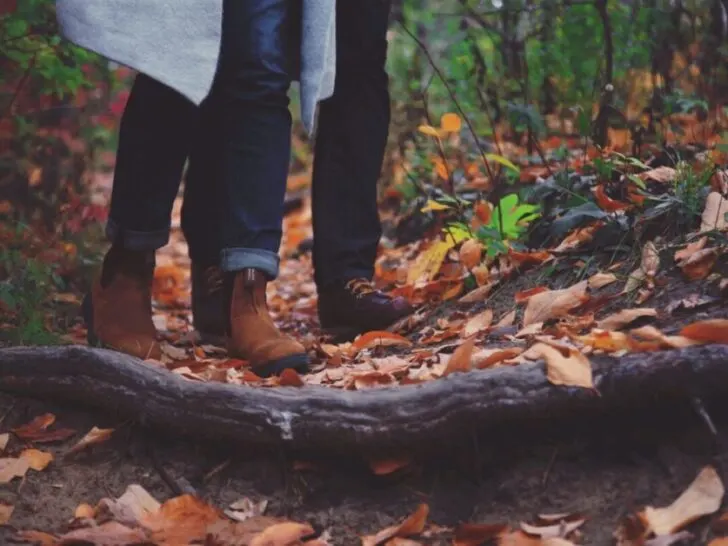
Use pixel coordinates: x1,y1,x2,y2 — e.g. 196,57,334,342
345,278,378,299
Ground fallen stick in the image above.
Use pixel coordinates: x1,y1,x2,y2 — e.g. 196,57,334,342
1,345,727,454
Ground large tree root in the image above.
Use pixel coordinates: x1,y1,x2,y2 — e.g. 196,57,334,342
1,345,728,453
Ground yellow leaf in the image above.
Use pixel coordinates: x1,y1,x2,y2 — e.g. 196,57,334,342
440,112,462,132
643,466,724,535
485,153,520,173
407,239,455,284
19,449,53,471
417,125,443,138
420,199,451,213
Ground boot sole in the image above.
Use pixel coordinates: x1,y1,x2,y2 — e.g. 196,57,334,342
254,353,310,379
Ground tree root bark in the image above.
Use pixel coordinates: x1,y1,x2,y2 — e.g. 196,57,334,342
1,344,727,453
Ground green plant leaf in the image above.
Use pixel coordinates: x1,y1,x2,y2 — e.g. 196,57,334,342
485,154,520,173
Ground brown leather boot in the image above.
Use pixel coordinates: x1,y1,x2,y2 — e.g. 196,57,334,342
227,268,309,377
82,244,162,360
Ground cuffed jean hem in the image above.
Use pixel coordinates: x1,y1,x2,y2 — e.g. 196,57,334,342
220,247,280,279
106,218,170,251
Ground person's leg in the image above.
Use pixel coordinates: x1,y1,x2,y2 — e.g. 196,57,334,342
85,74,196,359
210,0,308,375
181,99,226,342
313,0,412,338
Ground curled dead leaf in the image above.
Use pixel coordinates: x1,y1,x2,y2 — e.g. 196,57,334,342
443,336,477,376
701,192,728,232
351,331,412,355
459,239,483,269
278,368,305,387
12,413,55,438
66,426,114,456
19,449,53,471
588,272,618,289
361,504,429,546
473,347,524,369
523,281,589,326
530,343,593,389
597,308,657,331
643,466,724,535
678,248,719,281
463,309,493,337
369,456,412,476
680,319,728,344
459,283,493,303
14,531,58,546
639,166,677,184
452,523,509,546
249,521,315,546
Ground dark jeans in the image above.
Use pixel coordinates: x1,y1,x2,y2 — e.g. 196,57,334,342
109,0,294,278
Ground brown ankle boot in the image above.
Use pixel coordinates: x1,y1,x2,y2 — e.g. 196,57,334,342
82,244,161,360
227,268,309,377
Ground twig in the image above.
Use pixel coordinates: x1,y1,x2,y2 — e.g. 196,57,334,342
542,447,559,488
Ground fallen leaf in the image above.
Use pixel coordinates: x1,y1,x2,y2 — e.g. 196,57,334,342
629,326,697,350
701,192,728,231
624,242,660,294
278,368,305,387
515,286,550,304
495,310,516,327
0,457,30,484
12,413,55,438
143,494,220,544
66,426,114,456
14,531,58,545
74,503,96,519
385,539,422,546
459,283,494,303
643,466,724,535
678,248,719,281
452,523,509,546
224,498,268,523
97,484,162,527
407,239,454,284
597,308,657,331
680,319,728,344
19,449,53,471
579,330,632,353
588,272,618,289
205,516,284,546
443,336,477,376
520,515,585,538
463,309,493,337
709,539,728,546
459,239,483,269
523,281,589,326
250,522,315,546
674,237,707,262
530,343,593,388
351,331,412,354
0,433,8,452
594,184,631,211
361,504,429,546
370,456,412,476
640,166,677,184
473,347,524,369
56,521,148,545
645,531,693,545
0,503,13,525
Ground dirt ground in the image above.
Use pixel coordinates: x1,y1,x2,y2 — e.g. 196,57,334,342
1,388,727,545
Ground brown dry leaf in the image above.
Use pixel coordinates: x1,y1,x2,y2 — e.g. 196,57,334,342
674,237,707,262
629,326,698,350
452,523,509,546
14,531,58,545
205,516,284,546
96,484,162,528
678,248,719,281
495,310,516,327
66,426,114,456
0,457,30,484
588,272,618,289
57,521,148,545
385,538,422,546
369,456,412,476
12,413,55,438
640,166,677,184
443,336,477,376
459,239,483,269
643,466,724,535
701,192,728,232
224,497,268,523
249,521,315,546
624,242,660,294
459,283,494,303
579,330,632,353
553,221,603,252
463,309,494,337
361,504,429,546
523,281,589,326
708,539,728,546
0,502,13,525
0,433,8,452
19,449,53,471
279,368,305,387
515,286,550,304
645,531,693,546
597,308,657,331
473,347,524,369
75,503,96,519
520,515,585,538
680,319,728,344
530,343,593,388
516,322,544,338
351,331,412,354
144,494,221,544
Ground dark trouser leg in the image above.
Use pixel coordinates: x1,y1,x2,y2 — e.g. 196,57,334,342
108,74,196,250
311,0,391,289
211,0,294,278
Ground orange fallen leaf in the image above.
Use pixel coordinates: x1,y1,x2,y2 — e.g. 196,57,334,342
597,308,657,331
452,523,509,546
674,237,707,262
74,503,96,519
639,166,677,184
459,283,494,303
56,521,148,544
443,336,477,376
361,504,429,546
588,272,618,289
678,248,718,281
643,466,724,535
279,368,305,387
12,413,55,438
709,539,728,546
0,503,13,525
143,494,220,544
351,331,412,354
463,309,493,337
594,184,630,212
523,281,589,326
66,426,114,456
97,484,161,527
515,286,550,304
14,531,58,545
441,112,462,132
459,239,483,269
19,449,53,471
579,330,631,353
0,433,8,452
350,371,397,390
250,521,315,546
553,221,603,252
370,456,412,476
530,343,593,388
680,319,728,344
629,326,697,350
509,250,553,268
473,347,524,369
